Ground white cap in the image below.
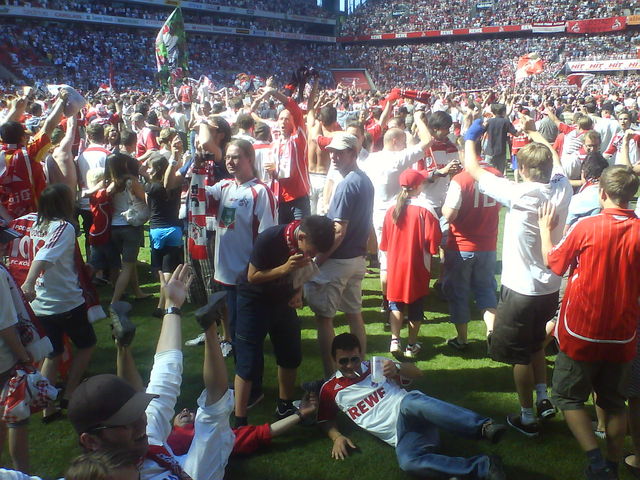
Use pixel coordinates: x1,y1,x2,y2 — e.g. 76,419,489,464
326,132,358,151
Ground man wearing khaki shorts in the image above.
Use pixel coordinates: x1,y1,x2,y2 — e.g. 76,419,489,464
305,133,374,378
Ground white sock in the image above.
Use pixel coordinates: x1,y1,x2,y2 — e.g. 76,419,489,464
535,383,549,401
521,407,536,425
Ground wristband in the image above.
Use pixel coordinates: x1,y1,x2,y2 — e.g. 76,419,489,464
164,306,182,316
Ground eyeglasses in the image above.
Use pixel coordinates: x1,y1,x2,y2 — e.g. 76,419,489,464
337,356,360,366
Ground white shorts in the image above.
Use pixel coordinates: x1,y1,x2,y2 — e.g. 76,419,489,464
304,256,366,318
309,173,327,215
181,389,235,480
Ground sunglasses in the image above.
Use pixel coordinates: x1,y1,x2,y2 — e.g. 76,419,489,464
337,356,360,366
87,424,129,434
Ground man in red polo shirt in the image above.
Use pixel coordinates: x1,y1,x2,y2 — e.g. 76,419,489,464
539,165,640,480
0,92,68,220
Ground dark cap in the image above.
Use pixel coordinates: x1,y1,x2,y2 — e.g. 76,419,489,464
68,374,157,434
0,218,22,244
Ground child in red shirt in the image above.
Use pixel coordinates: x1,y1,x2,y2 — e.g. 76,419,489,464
85,169,114,280
380,169,442,359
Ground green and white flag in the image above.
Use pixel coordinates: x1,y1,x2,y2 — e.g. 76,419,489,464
155,8,189,91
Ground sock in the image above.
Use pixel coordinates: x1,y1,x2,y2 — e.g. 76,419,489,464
586,448,607,471
234,415,247,428
520,407,535,425
535,383,549,401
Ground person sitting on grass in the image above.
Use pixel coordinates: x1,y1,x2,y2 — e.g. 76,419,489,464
317,333,508,480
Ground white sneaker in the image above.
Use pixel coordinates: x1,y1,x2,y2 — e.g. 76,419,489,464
390,338,401,355
185,332,206,346
404,343,422,359
220,340,233,357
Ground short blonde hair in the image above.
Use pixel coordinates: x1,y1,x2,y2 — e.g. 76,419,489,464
65,449,138,480
517,142,553,183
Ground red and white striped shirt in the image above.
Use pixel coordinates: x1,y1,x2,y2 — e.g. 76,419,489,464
548,208,640,362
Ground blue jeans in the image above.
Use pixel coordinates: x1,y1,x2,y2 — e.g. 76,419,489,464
395,391,490,479
278,195,310,224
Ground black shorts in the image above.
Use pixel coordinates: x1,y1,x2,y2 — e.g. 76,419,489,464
151,245,184,273
552,350,631,412
37,303,97,357
234,292,302,381
488,287,559,365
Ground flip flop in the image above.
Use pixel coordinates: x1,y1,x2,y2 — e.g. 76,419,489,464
625,454,640,479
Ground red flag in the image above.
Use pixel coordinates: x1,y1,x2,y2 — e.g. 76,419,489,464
515,53,544,83
567,73,596,90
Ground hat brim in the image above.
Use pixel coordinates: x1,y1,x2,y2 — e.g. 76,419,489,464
100,391,158,428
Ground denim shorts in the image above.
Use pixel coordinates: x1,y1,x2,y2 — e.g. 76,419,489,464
389,297,425,322
442,250,497,325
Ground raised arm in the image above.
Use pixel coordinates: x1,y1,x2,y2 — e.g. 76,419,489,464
155,264,192,354
41,92,69,138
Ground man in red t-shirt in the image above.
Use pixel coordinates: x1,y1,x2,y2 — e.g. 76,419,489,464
442,150,502,350
0,93,68,220
539,165,640,479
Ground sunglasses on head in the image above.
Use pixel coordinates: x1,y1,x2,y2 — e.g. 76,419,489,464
337,356,360,366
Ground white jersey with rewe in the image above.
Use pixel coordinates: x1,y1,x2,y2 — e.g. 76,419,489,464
318,360,408,447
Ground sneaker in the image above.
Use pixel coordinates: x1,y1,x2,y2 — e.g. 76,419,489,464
481,420,507,444
536,398,557,420
302,379,326,396
404,343,422,359
220,340,233,357
486,455,507,480
110,301,135,347
195,291,228,331
275,400,298,420
390,339,402,356
506,414,539,437
247,391,265,409
447,337,468,351
185,332,206,346
585,465,618,480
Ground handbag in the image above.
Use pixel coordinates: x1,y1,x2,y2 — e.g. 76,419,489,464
122,179,150,227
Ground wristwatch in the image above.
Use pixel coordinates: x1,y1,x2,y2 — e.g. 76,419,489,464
164,306,182,316
394,362,401,375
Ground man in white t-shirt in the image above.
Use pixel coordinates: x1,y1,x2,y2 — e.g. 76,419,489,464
318,333,507,480
67,265,234,480
464,119,572,438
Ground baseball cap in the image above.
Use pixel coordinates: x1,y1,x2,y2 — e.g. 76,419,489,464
68,374,157,434
0,218,22,244
399,168,428,189
326,132,358,151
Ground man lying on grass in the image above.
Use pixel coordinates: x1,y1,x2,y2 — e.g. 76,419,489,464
317,333,508,480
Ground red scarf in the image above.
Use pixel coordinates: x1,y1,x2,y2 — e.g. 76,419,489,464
146,444,193,480
284,220,301,255
187,162,217,260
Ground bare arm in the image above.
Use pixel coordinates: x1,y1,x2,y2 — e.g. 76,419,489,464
441,206,459,222
537,203,557,268
155,264,192,354
4,96,28,123
247,254,310,284
414,112,434,151
52,115,78,191
41,95,68,138
315,221,347,266
378,98,393,129
116,345,145,392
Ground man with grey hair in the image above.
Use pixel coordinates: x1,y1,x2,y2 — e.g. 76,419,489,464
305,132,374,377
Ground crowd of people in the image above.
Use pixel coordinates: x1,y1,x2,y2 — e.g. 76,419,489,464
340,0,630,35
2,17,640,95
0,51,639,480
6,0,333,19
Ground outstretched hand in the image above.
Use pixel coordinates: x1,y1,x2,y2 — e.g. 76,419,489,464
160,264,193,309
537,202,557,232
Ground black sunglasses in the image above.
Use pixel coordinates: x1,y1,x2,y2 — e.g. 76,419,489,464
337,356,360,366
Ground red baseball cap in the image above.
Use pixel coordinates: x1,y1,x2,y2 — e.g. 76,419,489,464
399,169,428,189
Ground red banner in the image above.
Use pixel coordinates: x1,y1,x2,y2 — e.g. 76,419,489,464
566,16,626,34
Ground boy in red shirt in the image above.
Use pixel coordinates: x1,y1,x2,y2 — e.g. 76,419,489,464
539,165,640,480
